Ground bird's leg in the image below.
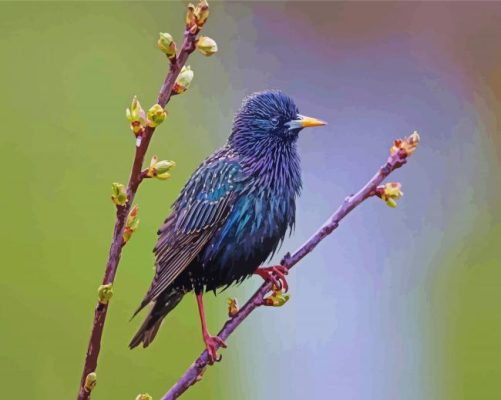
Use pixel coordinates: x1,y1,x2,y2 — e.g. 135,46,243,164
195,293,227,364
254,265,289,292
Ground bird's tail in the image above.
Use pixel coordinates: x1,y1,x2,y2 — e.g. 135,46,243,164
129,289,184,349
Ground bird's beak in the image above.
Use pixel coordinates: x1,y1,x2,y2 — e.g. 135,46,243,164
286,114,327,130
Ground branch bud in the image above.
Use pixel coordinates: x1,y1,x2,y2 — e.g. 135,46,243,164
196,36,218,56
390,130,420,157
186,0,210,33
147,155,176,180
147,104,167,128
97,283,113,305
111,182,128,206
126,96,146,136
263,286,290,307
135,394,153,400
376,182,403,208
157,32,177,60
172,66,194,95
123,204,140,243
227,297,239,317
194,0,209,28
186,3,196,30
84,372,97,392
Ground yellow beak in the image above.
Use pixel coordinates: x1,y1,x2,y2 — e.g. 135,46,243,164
286,114,327,130
298,114,327,128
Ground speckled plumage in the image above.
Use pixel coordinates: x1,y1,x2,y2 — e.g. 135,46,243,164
130,90,305,348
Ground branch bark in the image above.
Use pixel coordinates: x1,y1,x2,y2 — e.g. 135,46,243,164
77,30,198,400
161,144,416,400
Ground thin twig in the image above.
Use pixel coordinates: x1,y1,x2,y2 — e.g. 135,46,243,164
161,145,415,399
77,29,198,400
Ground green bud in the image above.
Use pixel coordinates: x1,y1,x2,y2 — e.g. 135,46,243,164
195,0,209,27
126,205,139,229
98,283,113,305
263,288,290,307
126,96,146,136
123,205,140,243
147,155,176,179
385,182,403,199
156,171,172,180
136,394,153,400
172,66,194,95
186,3,196,29
147,155,159,176
385,198,397,208
111,182,128,206
227,297,239,317
196,36,218,56
157,32,177,59
154,160,176,175
126,96,144,123
147,104,167,128
390,131,420,157
84,372,97,392
376,182,403,208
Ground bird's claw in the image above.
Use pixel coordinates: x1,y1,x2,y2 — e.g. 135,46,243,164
203,334,227,364
254,265,289,293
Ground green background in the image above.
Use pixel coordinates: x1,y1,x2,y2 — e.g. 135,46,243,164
0,2,246,399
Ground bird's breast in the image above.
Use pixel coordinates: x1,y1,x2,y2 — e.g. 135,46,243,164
195,145,302,290
200,184,297,289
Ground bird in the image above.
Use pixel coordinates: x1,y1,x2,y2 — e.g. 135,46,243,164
129,90,326,362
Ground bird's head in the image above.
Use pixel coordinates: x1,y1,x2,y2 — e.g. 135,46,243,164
229,90,326,154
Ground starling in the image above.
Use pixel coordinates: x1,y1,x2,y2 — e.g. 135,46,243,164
130,90,326,361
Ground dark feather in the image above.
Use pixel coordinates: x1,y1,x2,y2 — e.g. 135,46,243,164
129,288,184,348
131,90,306,348
134,148,242,314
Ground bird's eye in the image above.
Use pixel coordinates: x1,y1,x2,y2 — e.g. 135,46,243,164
270,117,280,127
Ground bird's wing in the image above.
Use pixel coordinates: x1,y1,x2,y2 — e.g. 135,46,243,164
138,152,241,309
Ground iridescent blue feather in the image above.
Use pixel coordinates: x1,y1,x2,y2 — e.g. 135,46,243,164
130,90,305,348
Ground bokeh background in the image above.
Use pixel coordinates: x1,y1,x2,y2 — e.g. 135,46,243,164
1,1,500,399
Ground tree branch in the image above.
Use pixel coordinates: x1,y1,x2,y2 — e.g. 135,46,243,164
161,135,420,400
77,27,199,400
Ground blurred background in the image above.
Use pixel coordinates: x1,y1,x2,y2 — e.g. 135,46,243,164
1,1,500,399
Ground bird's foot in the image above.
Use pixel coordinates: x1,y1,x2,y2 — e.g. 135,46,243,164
203,334,227,364
254,265,289,292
